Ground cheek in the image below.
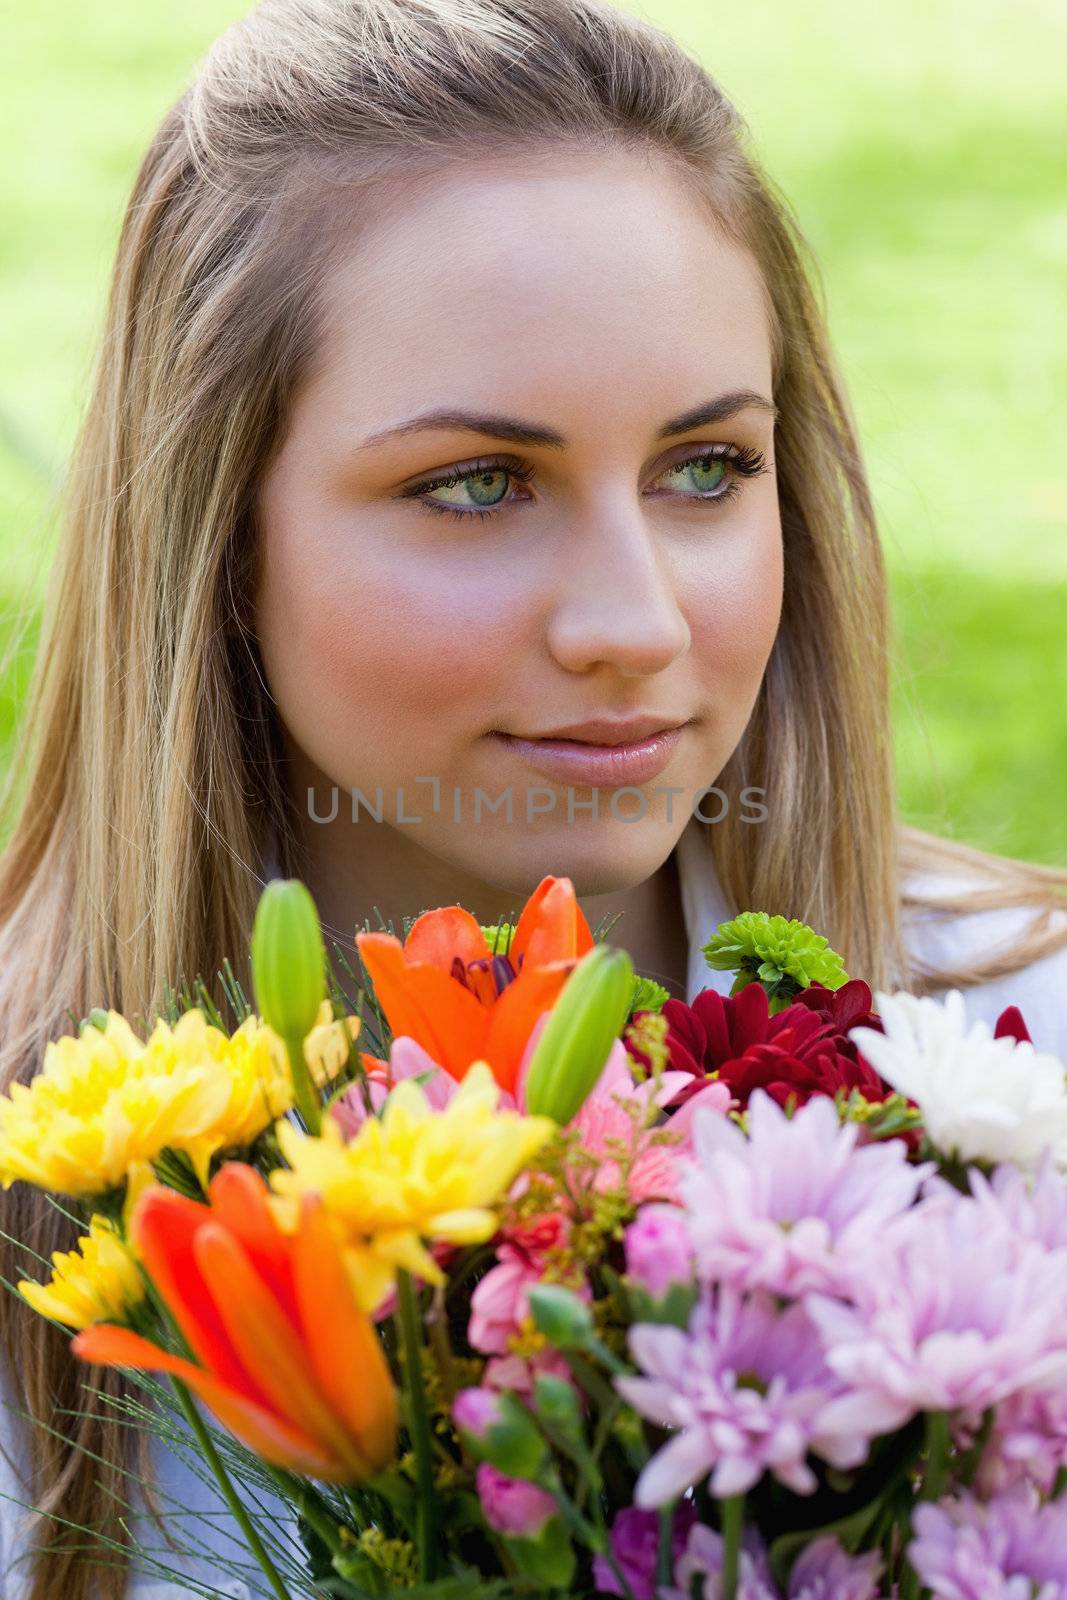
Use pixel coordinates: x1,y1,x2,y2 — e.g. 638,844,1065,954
686,517,784,697
255,515,521,764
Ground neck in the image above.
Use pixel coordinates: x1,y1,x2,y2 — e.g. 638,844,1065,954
282,753,691,1000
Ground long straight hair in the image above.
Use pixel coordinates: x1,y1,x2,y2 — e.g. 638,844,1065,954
2,0,1065,1593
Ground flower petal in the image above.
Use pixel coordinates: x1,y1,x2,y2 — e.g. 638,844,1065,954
482,964,572,1094
131,1186,261,1402
509,876,594,969
72,1324,337,1477
207,1163,299,1329
403,906,491,971
192,1221,357,1475
293,1196,397,1477
356,932,489,1079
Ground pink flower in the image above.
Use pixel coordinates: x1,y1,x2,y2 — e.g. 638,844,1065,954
452,1386,502,1439
681,1089,932,1299
482,1348,571,1397
616,1288,870,1506
662,1522,778,1600
787,1537,883,1599
807,1189,1067,1439
569,1040,695,1204
469,1246,544,1355
592,1504,697,1599
475,1463,556,1539
331,1036,459,1137
909,1486,1067,1597
624,1205,695,1299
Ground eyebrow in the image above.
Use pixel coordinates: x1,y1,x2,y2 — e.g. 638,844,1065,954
356,388,778,453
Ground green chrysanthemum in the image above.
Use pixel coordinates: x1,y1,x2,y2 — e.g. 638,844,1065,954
702,910,848,1013
628,974,670,1018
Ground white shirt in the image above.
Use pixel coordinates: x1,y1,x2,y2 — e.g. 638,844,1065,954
4,821,1066,1595
0,1380,301,1598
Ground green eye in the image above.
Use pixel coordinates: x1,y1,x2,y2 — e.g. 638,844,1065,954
664,454,729,494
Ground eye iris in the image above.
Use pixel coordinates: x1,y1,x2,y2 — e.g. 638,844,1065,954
465,469,509,507
686,454,727,492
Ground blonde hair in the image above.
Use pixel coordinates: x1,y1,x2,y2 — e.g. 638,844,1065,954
1,0,1065,1592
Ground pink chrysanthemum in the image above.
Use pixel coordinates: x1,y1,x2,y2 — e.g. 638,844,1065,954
616,1287,871,1506
807,1189,1067,1439
909,1486,1067,1597
681,1089,931,1298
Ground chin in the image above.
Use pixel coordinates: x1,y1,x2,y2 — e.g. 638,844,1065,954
443,815,681,899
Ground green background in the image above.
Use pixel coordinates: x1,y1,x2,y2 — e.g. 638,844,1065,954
2,0,1064,863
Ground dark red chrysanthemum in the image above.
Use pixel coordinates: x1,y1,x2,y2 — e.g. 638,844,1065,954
627,978,894,1112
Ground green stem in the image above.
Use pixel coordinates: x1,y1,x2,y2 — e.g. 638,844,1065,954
284,1032,322,1135
656,1506,673,1591
265,1465,345,1557
169,1377,291,1600
720,1494,745,1600
920,1410,952,1502
396,1270,439,1581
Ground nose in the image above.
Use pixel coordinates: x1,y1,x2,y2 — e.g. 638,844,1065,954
544,490,691,677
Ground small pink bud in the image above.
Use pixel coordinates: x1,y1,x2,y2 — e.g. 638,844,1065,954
624,1205,694,1298
475,1463,556,1539
453,1386,501,1439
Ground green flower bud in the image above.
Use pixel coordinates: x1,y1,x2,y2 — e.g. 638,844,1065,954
251,879,326,1133
527,1284,594,1350
532,1372,584,1446
505,1517,576,1589
454,1389,547,1480
251,879,327,1041
523,944,635,1124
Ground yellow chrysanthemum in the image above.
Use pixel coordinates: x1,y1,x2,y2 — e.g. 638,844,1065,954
301,1001,361,1089
0,1000,361,1200
18,1215,145,1330
269,1062,555,1314
177,1011,293,1183
183,1004,361,1177
0,1012,232,1196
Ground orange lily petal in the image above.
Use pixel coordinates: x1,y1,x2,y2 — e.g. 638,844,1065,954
207,1164,299,1330
482,963,575,1094
72,1324,338,1478
131,1186,261,1402
402,905,490,971
356,931,488,1080
293,1196,397,1476
192,1221,359,1475
510,876,594,969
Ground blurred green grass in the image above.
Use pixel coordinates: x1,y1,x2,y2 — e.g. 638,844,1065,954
2,0,1065,863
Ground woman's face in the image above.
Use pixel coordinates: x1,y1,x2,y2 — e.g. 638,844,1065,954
255,146,783,897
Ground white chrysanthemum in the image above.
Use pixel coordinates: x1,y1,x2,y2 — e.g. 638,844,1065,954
850,990,1067,1170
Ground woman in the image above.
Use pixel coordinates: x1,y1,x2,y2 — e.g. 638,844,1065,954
1,0,1065,1593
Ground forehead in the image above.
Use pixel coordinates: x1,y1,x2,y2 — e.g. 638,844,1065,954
304,148,773,432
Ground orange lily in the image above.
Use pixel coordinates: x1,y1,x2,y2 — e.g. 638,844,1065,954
72,1164,397,1483
355,875,595,1094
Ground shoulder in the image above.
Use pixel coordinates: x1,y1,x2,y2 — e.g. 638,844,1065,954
900,869,1067,1061
0,1368,35,1600
0,1364,273,1599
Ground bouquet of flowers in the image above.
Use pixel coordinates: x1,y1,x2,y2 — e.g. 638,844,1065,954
4,874,1067,1599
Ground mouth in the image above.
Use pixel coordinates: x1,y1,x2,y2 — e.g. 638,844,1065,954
487,723,691,788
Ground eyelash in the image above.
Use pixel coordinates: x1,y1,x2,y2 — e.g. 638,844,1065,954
400,443,770,523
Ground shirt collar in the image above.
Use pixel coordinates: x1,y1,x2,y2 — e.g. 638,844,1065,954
673,815,737,1005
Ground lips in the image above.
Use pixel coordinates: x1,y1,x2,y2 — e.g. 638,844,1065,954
489,726,687,788
519,716,689,746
